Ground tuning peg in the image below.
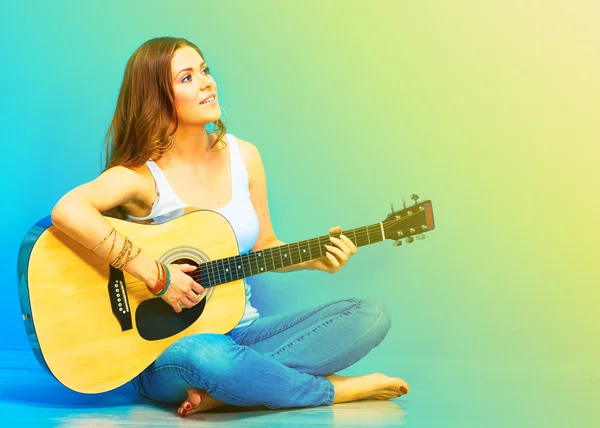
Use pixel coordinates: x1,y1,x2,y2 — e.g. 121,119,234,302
416,234,426,240
390,203,395,214
411,194,419,205
406,236,414,244
403,198,407,209
393,240,402,247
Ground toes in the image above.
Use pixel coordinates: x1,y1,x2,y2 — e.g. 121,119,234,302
187,387,203,406
397,379,410,395
179,388,204,417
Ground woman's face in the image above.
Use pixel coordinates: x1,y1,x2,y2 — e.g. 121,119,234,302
170,46,220,127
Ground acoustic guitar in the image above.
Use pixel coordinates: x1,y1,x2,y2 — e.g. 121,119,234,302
17,195,435,394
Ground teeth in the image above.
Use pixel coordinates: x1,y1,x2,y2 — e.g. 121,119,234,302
200,95,215,105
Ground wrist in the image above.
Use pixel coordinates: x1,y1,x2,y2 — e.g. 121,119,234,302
152,263,171,297
301,261,314,270
125,252,159,286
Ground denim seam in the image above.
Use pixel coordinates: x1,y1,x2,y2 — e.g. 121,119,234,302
215,387,277,408
323,377,335,405
243,298,359,345
148,363,264,407
267,299,386,373
309,301,387,369
267,301,361,358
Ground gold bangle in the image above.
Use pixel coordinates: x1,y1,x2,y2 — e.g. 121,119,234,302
110,237,142,270
111,237,131,270
92,228,115,252
117,239,132,269
158,260,163,283
107,230,118,262
121,245,141,270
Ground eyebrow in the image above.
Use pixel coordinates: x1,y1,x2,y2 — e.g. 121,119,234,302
174,62,207,80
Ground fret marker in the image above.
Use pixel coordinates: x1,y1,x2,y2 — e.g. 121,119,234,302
284,254,287,257
238,266,241,269
258,253,261,256
303,250,306,253
226,269,229,272
261,268,264,271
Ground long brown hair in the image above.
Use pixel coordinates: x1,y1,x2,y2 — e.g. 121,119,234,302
104,37,226,170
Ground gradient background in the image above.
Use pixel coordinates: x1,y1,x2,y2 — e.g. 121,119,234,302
1,0,598,426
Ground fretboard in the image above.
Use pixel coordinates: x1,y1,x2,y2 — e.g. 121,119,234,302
195,222,386,287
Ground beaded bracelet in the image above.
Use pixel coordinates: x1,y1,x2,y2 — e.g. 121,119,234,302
111,237,134,270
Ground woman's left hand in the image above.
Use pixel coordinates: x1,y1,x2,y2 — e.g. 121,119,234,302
305,226,357,274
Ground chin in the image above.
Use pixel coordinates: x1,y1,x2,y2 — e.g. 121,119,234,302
181,114,221,127
207,111,222,123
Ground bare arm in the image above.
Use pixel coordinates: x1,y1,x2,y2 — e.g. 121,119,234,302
51,165,158,282
51,165,203,312
239,139,356,274
236,138,307,272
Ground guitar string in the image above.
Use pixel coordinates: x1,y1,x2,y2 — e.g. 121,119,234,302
194,213,425,285
189,211,428,286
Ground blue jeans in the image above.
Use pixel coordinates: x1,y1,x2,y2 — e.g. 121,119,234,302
131,298,391,409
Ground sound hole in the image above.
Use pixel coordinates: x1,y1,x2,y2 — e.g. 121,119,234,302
136,258,206,341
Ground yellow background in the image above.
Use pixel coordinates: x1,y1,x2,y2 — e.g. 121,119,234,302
2,1,598,425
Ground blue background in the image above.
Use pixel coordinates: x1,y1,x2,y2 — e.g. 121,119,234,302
1,1,598,426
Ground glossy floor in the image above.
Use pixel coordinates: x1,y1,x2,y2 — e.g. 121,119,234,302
1,350,598,427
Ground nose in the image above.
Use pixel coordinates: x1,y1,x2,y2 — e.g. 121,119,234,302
197,72,213,90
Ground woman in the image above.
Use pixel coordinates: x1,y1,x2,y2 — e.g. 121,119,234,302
51,37,409,417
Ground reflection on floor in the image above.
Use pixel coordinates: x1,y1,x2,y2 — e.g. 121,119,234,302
0,350,406,427
3,349,599,427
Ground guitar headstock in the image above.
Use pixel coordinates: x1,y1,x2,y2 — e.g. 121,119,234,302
383,194,435,246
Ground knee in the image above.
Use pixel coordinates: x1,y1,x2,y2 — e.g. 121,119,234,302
169,334,237,379
356,298,392,343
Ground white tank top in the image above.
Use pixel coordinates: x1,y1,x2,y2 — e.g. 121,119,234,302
127,134,260,328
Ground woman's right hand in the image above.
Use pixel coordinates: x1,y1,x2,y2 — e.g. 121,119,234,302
160,263,204,313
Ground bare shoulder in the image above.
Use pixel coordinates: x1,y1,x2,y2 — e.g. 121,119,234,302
86,164,155,212
232,136,263,184
234,136,261,165
98,164,150,191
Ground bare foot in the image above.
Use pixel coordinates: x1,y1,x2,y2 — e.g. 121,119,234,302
327,373,409,404
178,387,227,417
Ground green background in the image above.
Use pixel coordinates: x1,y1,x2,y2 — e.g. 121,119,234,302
1,1,598,426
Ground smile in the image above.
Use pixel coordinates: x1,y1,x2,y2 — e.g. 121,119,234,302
199,95,216,105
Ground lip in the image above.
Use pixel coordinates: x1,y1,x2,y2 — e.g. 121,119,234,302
199,93,216,105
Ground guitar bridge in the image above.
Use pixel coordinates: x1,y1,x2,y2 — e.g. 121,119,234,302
108,267,133,331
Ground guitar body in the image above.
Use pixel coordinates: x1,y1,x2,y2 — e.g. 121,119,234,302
17,209,246,394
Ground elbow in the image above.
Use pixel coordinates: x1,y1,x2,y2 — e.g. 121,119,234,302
51,194,82,231
51,197,70,230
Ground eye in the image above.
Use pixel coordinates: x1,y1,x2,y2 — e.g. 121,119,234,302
201,67,210,75
181,74,192,83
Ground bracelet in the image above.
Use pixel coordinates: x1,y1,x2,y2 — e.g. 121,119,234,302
121,245,141,270
107,229,118,262
109,237,128,268
146,260,166,295
92,228,115,252
154,263,171,297
110,237,139,270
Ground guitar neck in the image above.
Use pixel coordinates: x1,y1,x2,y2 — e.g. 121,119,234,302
197,222,386,287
